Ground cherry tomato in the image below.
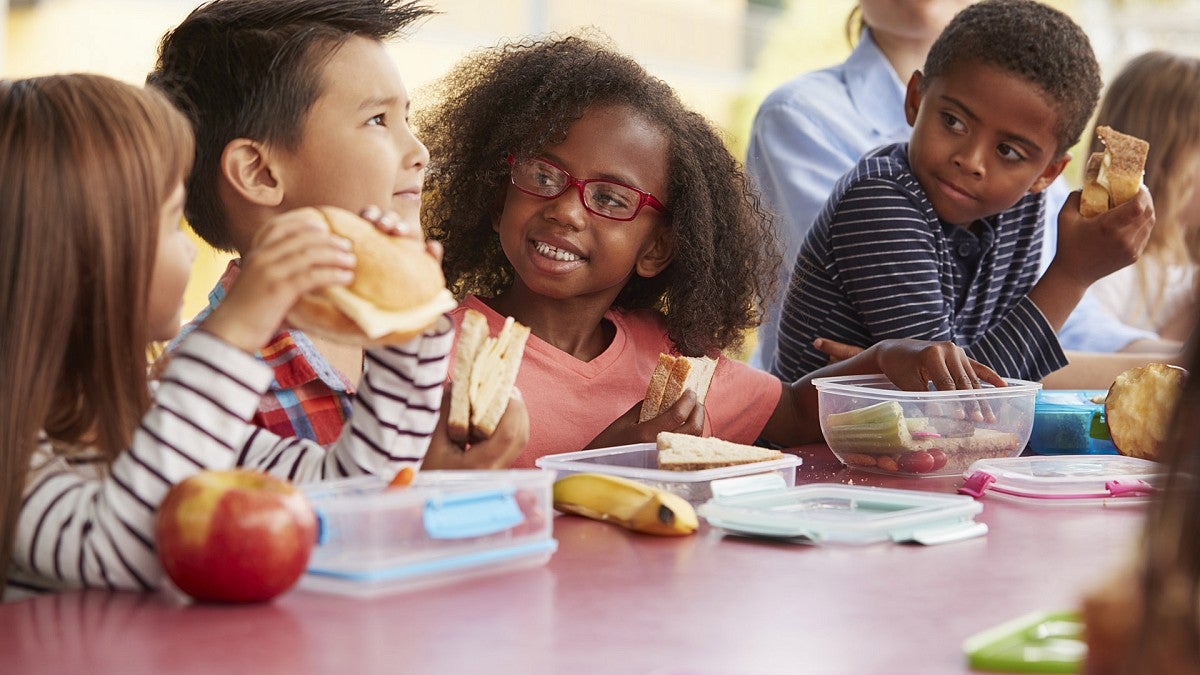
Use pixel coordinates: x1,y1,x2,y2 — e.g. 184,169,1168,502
898,451,936,474
928,449,948,471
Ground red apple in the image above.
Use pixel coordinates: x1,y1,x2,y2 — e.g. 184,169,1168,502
155,469,317,603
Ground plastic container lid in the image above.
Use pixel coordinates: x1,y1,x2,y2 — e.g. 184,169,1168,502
963,610,1084,673
959,455,1165,505
697,475,986,545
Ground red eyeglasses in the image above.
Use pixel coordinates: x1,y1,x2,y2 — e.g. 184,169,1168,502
507,155,666,221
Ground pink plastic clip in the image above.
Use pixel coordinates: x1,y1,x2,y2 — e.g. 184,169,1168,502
958,471,996,498
1105,479,1155,498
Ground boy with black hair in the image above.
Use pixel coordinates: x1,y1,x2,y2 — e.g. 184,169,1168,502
774,0,1156,384
149,0,527,467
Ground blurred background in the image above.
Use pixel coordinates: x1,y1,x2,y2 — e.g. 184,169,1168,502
3,0,1198,318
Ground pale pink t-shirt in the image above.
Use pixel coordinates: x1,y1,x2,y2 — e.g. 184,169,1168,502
450,295,782,468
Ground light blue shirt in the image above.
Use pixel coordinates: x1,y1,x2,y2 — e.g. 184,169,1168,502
745,29,1154,370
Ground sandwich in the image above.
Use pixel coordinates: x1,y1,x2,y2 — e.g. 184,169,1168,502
1079,126,1150,217
656,431,784,471
447,309,530,443
286,206,457,345
639,354,718,422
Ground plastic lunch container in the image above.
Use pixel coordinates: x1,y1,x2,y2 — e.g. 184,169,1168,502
697,474,987,545
298,470,557,597
535,442,802,505
813,375,1040,477
1028,390,1117,455
959,455,1165,506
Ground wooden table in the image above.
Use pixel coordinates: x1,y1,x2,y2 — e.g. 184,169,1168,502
0,446,1145,674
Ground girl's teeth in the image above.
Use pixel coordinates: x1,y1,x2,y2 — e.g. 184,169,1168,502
535,242,582,261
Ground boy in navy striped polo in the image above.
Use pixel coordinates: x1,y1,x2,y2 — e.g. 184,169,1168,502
773,0,1156,384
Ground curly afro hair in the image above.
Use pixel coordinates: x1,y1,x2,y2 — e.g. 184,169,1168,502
922,0,1102,154
416,35,778,357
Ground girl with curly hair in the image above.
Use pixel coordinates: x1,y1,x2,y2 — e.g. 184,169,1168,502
418,36,1000,467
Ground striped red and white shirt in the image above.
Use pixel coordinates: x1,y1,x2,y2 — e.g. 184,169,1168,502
8,323,451,600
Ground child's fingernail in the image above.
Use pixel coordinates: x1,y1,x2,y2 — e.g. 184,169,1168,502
361,205,382,221
333,235,352,250
334,269,354,283
339,252,357,266
380,213,401,231
510,386,522,401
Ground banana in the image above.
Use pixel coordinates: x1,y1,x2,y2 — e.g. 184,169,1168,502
552,473,698,536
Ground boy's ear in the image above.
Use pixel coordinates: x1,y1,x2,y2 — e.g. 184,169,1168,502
904,71,925,126
1029,152,1072,194
635,224,674,278
221,138,284,207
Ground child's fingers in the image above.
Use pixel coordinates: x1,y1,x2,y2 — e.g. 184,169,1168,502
425,239,444,264
359,205,418,239
813,337,863,364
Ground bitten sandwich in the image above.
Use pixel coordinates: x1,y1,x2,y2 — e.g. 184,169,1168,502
286,206,457,345
639,353,717,422
448,309,530,443
1080,126,1150,217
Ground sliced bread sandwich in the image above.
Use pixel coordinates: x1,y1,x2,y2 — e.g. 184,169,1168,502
656,431,784,471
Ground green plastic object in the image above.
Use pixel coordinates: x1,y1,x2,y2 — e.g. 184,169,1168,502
963,610,1085,673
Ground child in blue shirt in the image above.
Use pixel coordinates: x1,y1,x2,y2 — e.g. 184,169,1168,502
773,0,1156,384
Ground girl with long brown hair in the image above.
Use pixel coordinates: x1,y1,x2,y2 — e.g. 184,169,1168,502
1087,51,1200,344
0,74,452,599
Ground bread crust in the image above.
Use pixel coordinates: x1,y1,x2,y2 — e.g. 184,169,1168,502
639,354,717,422
1097,125,1149,206
447,309,530,442
639,354,677,422
1080,152,1110,217
448,310,488,443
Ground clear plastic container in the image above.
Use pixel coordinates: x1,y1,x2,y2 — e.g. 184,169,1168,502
959,455,1165,506
299,470,556,597
698,479,986,545
535,442,801,505
813,375,1040,477
1028,390,1117,455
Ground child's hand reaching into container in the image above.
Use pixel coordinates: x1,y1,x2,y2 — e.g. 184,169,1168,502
871,339,1005,422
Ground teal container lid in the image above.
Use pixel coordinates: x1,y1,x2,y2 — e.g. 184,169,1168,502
699,477,986,545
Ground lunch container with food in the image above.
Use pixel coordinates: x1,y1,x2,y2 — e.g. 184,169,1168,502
299,470,557,597
958,455,1164,506
813,375,1040,477
697,475,986,545
535,442,801,505
1028,389,1117,455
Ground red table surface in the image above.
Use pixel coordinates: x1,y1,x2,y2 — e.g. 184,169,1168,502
0,446,1145,675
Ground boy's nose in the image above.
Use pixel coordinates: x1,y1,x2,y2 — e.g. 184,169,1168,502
953,144,986,177
399,127,430,169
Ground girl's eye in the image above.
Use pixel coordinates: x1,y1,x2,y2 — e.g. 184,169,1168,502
997,143,1024,162
591,187,628,209
367,113,385,127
